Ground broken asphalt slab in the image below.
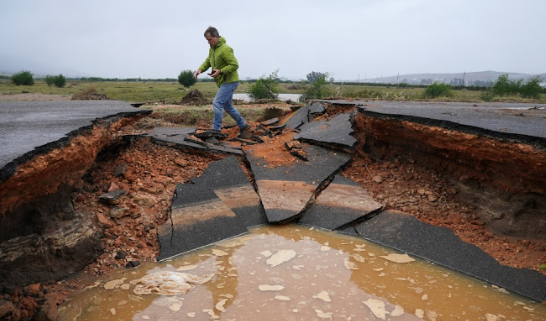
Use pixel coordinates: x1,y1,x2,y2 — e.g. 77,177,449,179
246,144,352,224
158,156,266,260
148,127,243,155
283,101,326,130
157,183,248,261
298,175,382,231
191,156,268,228
0,100,151,181
319,100,546,148
294,112,357,151
355,211,546,302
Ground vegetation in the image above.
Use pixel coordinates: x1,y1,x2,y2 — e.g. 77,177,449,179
45,75,55,87
486,74,545,100
300,74,332,101
10,71,34,86
0,72,544,104
423,82,454,98
248,70,279,100
53,74,66,88
178,70,197,88
306,71,329,83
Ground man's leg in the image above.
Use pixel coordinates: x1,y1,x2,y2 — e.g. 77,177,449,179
212,85,231,131
221,82,246,129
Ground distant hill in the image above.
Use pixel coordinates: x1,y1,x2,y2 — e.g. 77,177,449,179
364,71,546,86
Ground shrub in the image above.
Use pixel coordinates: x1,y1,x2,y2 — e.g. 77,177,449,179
45,75,54,87
300,74,332,102
423,82,453,98
178,70,197,88
492,74,521,96
248,70,279,100
520,77,542,99
10,71,34,86
53,74,66,88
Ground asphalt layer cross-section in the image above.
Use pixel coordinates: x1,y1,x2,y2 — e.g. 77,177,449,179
320,100,546,148
0,100,151,181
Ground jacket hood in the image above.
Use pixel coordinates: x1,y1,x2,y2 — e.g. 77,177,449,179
214,37,226,48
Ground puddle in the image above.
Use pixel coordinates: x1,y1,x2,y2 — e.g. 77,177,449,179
58,225,546,320
233,93,301,102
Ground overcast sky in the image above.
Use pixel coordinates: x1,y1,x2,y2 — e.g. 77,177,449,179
1,0,544,81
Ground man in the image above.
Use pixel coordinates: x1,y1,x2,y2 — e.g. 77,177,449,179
194,26,250,137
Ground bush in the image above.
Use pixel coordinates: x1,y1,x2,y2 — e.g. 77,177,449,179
492,74,522,96
10,71,34,86
53,74,66,88
520,77,542,99
423,82,453,98
248,70,279,100
300,74,332,101
45,75,54,87
178,70,197,88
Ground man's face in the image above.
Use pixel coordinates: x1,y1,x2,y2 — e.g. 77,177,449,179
205,33,219,48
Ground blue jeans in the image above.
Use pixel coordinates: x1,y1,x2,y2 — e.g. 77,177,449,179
212,81,246,131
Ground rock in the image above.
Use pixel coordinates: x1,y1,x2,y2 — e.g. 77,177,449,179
131,194,155,208
125,261,140,268
110,206,129,219
99,189,127,204
0,300,15,319
24,283,41,297
96,211,114,228
114,164,127,177
372,175,383,183
115,250,127,260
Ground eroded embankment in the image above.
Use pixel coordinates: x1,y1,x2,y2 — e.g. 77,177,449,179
354,110,546,239
0,114,149,289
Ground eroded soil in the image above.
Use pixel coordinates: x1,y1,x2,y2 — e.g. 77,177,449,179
1,102,545,320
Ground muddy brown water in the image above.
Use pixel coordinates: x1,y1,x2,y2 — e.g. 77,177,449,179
58,225,546,321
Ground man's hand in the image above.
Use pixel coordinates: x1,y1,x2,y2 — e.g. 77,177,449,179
193,70,202,79
209,69,221,78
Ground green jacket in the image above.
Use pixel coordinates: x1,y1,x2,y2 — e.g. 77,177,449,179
198,37,239,88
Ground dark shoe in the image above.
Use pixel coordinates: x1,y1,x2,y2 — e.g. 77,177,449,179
239,124,251,137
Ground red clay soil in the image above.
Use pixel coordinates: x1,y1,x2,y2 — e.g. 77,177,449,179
1,104,545,320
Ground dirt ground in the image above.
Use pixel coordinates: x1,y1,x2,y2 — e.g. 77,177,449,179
1,101,545,320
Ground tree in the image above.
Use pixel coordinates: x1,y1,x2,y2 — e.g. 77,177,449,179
10,70,34,86
306,71,328,83
53,74,66,88
248,70,279,100
178,70,197,88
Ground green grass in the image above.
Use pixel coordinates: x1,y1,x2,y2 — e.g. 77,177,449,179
1,80,544,104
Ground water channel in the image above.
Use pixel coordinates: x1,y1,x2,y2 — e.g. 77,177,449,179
233,93,302,102
58,225,546,320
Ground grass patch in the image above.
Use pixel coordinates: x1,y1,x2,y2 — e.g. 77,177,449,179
1,80,544,104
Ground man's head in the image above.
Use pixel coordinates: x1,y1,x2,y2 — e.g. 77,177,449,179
204,26,220,48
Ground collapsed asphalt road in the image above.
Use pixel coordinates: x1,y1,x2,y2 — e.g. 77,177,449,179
1,99,546,319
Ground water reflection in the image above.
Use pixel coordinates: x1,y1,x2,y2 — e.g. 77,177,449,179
59,225,546,320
